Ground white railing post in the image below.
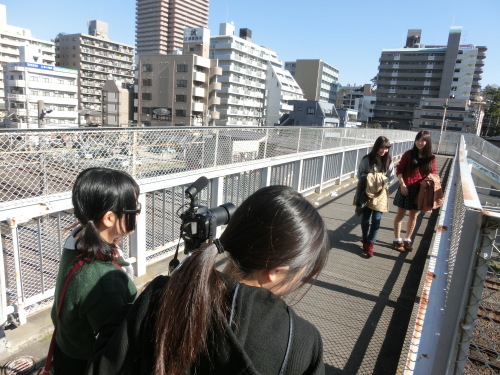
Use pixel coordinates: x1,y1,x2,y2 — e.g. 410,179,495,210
315,156,326,194
292,160,304,192
260,166,271,188
0,225,8,350
211,176,225,239
7,218,26,325
129,192,147,277
338,151,346,185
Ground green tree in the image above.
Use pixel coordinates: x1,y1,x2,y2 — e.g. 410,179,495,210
482,85,500,136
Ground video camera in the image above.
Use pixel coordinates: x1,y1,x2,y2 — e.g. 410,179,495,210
169,176,235,273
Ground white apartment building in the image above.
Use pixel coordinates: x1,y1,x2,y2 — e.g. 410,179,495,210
55,21,134,125
0,4,55,116
210,23,283,126
4,59,78,129
265,63,304,126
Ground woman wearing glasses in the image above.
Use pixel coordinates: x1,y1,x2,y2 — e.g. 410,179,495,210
86,185,330,375
356,136,394,257
50,168,139,375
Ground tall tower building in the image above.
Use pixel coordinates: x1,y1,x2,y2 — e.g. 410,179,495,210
374,27,486,130
136,0,209,55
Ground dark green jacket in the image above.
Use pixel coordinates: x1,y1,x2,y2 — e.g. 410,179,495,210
51,232,137,360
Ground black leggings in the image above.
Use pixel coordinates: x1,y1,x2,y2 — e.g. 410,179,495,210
53,342,88,375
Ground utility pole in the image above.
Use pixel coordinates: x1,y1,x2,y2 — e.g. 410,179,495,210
437,99,449,154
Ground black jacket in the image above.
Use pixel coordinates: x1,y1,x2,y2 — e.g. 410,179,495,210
86,275,324,375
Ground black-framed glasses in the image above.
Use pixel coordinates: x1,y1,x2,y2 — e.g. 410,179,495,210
124,202,142,215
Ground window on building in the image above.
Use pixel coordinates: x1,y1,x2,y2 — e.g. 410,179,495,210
142,64,153,72
142,93,152,100
175,109,186,117
452,78,458,82
142,79,152,86
307,107,315,114
176,94,187,102
176,79,187,88
141,107,150,115
177,64,188,73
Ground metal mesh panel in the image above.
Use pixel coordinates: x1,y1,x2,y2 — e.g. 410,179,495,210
223,171,261,208
1,221,17,306
0,211,76,315
300,157,321,191
342,150,358,177
271,162,294,187
460,221,500,373
447,175,468,293
266,128,300,157
323,153,342,183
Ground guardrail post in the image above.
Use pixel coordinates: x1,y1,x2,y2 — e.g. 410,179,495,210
7,218,27,325
260,166,271,188
338,151,345,185
292,160,303,192
129,193,147,277
0,225,8,351
315,156,326,194
211,176,225,238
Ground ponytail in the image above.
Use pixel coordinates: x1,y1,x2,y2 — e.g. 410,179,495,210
153,244,229,375
75,220,118,261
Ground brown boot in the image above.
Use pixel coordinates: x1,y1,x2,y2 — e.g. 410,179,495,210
404,240,413,252
393,240,405,252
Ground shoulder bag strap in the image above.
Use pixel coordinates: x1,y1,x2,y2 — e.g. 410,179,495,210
278,306,294,375
40,260,86,375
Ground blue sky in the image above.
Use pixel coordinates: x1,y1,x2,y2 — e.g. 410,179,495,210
2,0,498,87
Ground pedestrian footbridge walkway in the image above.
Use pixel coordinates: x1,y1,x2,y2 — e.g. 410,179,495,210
0,155,453,375
291,155,452,375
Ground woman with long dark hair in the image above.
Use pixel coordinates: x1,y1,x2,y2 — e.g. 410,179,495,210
51,168,139,375
393,131,437,252
87,185,330,375
356,136,394,257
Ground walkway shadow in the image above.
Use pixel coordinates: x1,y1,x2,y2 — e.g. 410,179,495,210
318,156,452,374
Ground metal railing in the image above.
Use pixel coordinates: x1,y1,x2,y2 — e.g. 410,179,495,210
0,126,415,325
404,135,500,374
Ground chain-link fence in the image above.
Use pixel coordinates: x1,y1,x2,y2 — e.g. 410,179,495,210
0,126,416,322
404,135,500,375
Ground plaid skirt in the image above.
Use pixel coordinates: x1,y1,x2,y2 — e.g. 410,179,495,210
393,184,420,210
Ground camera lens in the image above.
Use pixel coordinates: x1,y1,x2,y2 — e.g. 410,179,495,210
211,203,236,226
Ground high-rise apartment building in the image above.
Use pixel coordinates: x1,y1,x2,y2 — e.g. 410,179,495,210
136,0,209,55
374,27,486,130
210,23,285,126
0,4,55,117
285,59,340,104
55,21,135,125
